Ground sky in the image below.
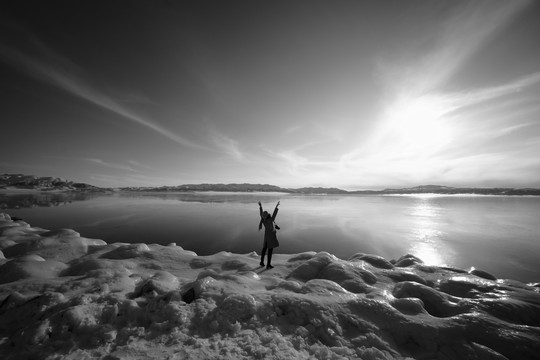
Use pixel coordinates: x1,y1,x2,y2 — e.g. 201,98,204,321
1,0,540,190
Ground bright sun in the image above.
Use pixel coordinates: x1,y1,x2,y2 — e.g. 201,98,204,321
385,96,453,154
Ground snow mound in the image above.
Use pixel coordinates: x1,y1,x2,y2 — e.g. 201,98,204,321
0,257,68,284
0,212,539,359
350,252,394,269
101,243,151,259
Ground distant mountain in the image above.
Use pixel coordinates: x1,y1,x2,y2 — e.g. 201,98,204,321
120,183,349,194
351,185,540,196
0,174,106,192
121,183,287,193
120,183,540,196
3,174,539,195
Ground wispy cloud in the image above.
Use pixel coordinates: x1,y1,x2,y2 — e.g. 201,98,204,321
84,158,138,172
378,0,531,95
447,72,540,111
84,158,160,174
0,30,205,150
210,131,244,161
126,160,156,171
88,173,178,187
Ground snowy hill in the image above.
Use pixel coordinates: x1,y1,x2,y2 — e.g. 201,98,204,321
0,174,105,192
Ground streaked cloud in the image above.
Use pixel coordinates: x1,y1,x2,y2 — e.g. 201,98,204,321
379,0,531,95
208,129,244,161
88,173,179,188
0,35,204,150
84,158,138,172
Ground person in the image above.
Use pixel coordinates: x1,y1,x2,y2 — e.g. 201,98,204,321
258,200,280,269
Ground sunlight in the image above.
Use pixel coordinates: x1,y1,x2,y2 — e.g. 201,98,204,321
408,197,449,266
411,242,446,266
337,94,456,180
385,95,454,154
335,94,457,184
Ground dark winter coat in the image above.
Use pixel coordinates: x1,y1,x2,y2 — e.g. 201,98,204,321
259,207,279,249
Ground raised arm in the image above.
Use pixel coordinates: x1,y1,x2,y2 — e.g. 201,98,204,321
272,201,280,220
258,201,263,231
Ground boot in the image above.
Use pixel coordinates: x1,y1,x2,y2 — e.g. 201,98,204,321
260,248,266,267
266,249,273,269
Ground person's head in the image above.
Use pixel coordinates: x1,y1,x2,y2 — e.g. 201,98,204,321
262,211,270,219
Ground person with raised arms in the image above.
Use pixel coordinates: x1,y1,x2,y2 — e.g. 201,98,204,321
258,201,280,269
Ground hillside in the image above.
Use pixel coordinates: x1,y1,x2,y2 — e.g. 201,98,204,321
121,183,540,196
0,174,105,192
2,174,539,195
120,183,348,194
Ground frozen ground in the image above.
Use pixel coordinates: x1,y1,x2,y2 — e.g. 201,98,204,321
0,213,539,359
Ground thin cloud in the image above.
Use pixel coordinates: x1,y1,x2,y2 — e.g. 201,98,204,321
88,173,178,187
447,72,540,110
84,158,138,172
126,160,156,171
209,131,244,161
378,0,531,95
0,34,205,150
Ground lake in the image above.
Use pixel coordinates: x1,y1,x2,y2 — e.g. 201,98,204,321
1,191,539,283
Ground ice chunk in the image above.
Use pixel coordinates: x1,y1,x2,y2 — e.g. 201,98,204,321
438,276,496,298
0,213,11,221
302,279,349,295
468,267,497,280
287,252,337,281
101,243,150,259
189,258,211,269
221,259,251,271
0,239,16,249
133,271,180,297
41,228,80,238
392,254,424,267
220,293,257,321
349,253,394,269
385,269,427,285
2,234,105,263
390,297,426,315
0,258,68,284
287,252,317,262
393,281,467,317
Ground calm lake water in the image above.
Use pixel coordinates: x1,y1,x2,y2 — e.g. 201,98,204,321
2,191,539,283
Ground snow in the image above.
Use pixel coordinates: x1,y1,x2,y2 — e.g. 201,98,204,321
0,212,539,359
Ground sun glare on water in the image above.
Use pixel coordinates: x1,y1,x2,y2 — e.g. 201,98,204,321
408,196,452,266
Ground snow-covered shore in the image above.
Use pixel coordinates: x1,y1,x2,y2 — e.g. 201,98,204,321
0,213,539,359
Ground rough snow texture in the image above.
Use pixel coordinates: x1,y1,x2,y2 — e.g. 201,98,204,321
0,212,539,359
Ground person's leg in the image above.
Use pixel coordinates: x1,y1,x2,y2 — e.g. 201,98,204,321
260,242,267,266
266,248,274,269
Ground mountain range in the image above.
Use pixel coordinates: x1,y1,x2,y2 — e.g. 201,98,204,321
2,174,539,195
120,183,540,196
0,174,104,192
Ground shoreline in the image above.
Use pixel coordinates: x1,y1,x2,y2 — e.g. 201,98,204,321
3,187,540,198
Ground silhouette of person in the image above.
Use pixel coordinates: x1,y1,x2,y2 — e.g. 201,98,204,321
258,201,280,269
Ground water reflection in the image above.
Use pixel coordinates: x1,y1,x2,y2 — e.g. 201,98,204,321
3,192,540,282
121,191,288,205
0,192,100,209
408,196,451,266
